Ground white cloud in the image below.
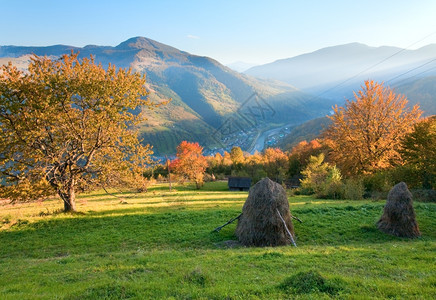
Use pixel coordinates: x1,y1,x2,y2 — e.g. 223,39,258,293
187,34,200,39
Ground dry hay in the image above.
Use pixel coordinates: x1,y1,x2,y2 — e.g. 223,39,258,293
235,178,295,246
377,182,421,238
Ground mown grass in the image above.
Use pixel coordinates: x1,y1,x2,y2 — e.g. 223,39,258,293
0,181,435,299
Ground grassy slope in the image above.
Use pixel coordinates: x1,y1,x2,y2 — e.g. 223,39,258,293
0,182,435,299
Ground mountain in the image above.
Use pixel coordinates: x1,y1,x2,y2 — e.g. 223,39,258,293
393,76,436,116
277,117,332,150
275,77,436,151
0,37,333,154
226,61,258,72
245,43,436,103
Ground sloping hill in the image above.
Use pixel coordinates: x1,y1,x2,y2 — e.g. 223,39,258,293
1,37,332,154
393,76,436,116
277,117,332,150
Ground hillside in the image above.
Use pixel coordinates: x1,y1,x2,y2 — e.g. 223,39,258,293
277,117,332,150
393,76,436,116
245,43,436,101
0,37,333,154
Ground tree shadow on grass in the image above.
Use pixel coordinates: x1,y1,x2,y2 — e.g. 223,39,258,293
1,203,434,260
0,209,240,259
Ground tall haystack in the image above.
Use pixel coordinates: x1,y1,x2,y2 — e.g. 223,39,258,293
377,182,421,238
235,178,295,246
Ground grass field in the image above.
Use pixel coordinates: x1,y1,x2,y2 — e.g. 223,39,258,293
1,181,435,299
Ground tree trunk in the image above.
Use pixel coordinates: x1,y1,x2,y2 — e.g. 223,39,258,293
166,156,172,192
195,180,201,189
59,178,76,212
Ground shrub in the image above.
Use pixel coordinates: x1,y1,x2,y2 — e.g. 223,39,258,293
344,178,365,200
301,154,344,199
411,189,436,202
318,166,344,199
363,171,393,199
300,154,330,195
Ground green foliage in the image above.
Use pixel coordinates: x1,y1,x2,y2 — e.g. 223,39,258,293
319,165,344,199
343,178,365,200
400,116,436,189
363,171,394,199
300,153,343,199
411,189,436,203
287,155,301,177
300,154,328,194
287,139,323,180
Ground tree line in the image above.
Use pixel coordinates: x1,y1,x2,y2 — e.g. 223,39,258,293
158,80,434,199
1,54,434,212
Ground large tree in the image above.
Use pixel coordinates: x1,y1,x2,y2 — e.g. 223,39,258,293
324,80,422,176
0,52,156,211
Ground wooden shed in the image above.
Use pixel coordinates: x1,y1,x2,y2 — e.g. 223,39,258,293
228,177,251,191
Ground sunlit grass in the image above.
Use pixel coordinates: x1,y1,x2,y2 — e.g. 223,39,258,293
1,181,435,299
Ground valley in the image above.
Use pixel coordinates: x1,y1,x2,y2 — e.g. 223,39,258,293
1,38,435,154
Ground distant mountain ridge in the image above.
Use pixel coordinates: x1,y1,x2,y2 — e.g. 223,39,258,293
3,39,432,154
226,61,258,72
245,43,436,101
0,37,333,154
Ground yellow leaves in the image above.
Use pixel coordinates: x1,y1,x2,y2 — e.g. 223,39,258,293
172,141,208,188
0,52,160,203
324,80,422,176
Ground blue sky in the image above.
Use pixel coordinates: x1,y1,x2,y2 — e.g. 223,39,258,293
2,0,436,64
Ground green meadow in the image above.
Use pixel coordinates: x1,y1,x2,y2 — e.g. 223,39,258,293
1,181,435,299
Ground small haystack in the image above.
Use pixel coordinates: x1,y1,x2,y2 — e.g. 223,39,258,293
377,182,421,238
235,178,296,246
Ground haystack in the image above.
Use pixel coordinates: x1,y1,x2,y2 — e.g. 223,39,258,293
377,182,421,238
235,178,296,246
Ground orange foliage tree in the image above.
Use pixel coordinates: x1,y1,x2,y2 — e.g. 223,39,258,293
288,140,323,177
263,148,289,183
0,53,155,211
171,141,208,189
324,80,422,176
243,152,266,182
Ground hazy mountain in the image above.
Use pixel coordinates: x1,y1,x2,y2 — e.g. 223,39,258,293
0,37,332,154
394,76,436,116
245,43,436,100
275,76,436,151
226,61,258,72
